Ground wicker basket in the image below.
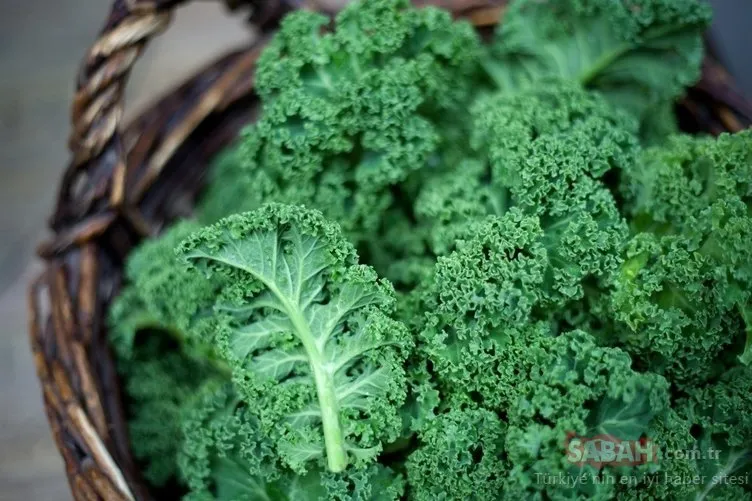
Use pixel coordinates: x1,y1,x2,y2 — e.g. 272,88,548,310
27,1,752,499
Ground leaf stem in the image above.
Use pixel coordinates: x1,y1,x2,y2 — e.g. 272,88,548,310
578,24,684,86
189,247,350,471
578,43,632,85
288,306,348,472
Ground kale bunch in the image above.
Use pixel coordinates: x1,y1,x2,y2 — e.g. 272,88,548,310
109,1,752,499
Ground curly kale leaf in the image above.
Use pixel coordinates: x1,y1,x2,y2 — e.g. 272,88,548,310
485,0,711,119
414,88,632,340
179,364,405,501
622,131,752,237
108,220,225,359
417,206,634,411
471,81,639,176
612,131,752,382
179,204,413,473
686,368,752,500
608,232,746,386
178,381,281,500
620,368,752,501
503,330,669,500
406,408,507,501
197,0,481,285
416,82,635,257
118,337,223,488
415,318,669,499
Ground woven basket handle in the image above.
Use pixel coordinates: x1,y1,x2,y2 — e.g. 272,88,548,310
51,0,303,236
49,0,506,240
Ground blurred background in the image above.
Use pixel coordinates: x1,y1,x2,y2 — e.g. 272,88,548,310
0,1,750,499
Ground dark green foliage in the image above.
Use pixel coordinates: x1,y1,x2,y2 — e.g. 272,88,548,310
178,204,413,474
198,0,481,286
611,131,752,384
484,0,711,120
121,337,223,487
107,1,752,499
406,408,507,500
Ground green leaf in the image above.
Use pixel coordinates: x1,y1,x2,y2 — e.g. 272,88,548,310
178,382,281,501
179,204,411,473
212,456,279,501
591,386,664,440
694,448,752,501
485,0,711,118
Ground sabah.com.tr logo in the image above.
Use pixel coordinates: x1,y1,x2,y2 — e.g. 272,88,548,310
564,432,721,467
564,433,659,468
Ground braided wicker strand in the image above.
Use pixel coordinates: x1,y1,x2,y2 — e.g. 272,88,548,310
28,0,752,500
